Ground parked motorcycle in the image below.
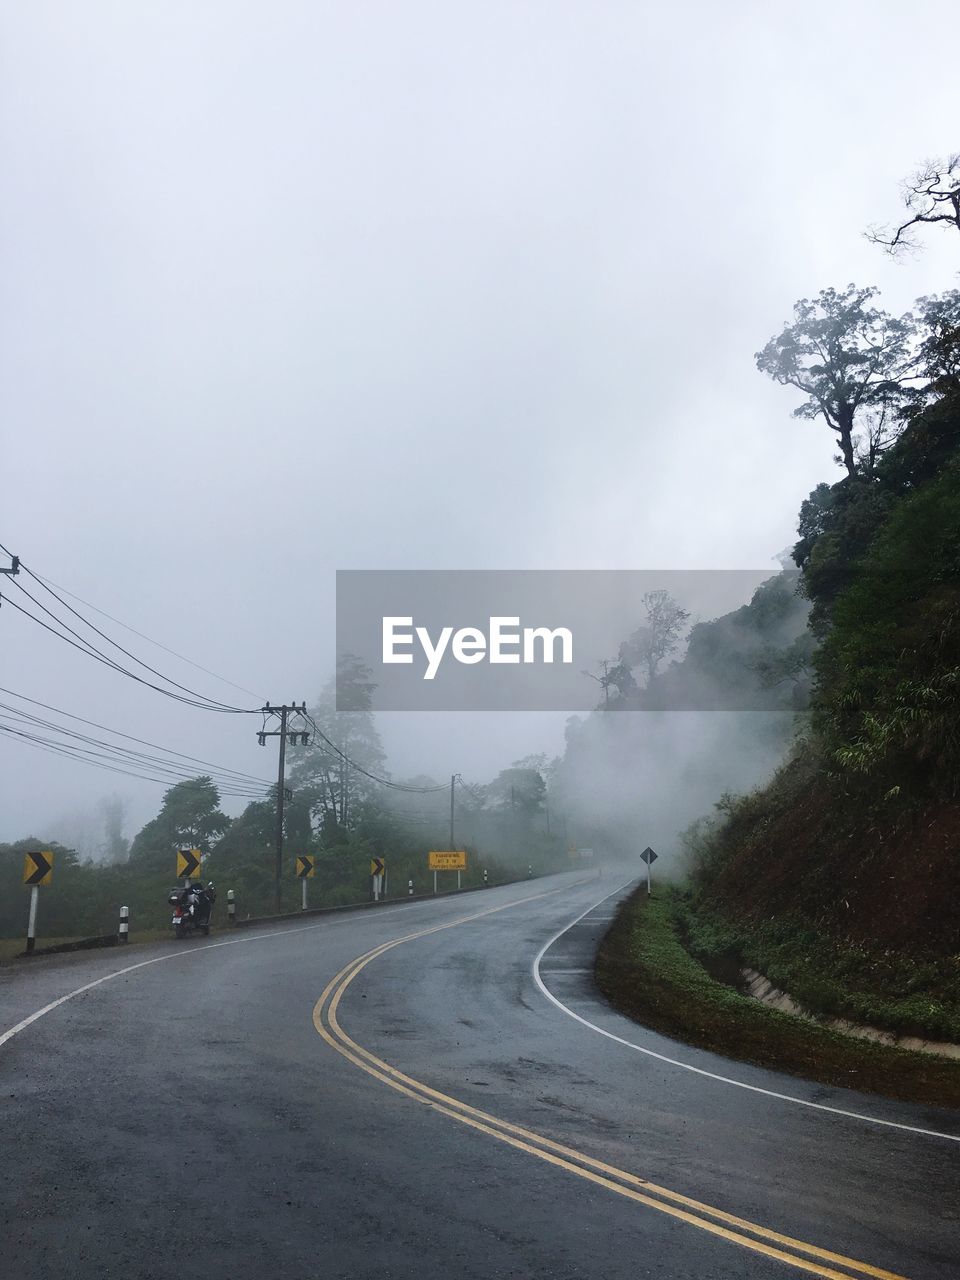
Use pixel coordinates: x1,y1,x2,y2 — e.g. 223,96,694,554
168,882,216,938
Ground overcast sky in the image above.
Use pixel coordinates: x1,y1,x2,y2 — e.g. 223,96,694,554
2,2,958,845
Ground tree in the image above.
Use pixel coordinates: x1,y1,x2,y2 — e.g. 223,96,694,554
912,291,960,401
289,655,387,839
486,767,546,819
210,798,274,867
581,659,615,708
127,776,230,873
99,794,129,863
756,286,914,478
619,590,691,688
867,154,960,255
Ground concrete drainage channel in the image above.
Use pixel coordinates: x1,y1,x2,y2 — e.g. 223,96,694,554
742,967,960,1062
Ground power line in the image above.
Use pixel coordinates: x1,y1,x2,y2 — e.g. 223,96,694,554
29,570,263,700
0,715,270,794
0,706,271,795
0,543,463,814
0,541,259,713
0,724,268,797
302,711,452,793
14,569,256,710
0,588,256,713
0,687,272,786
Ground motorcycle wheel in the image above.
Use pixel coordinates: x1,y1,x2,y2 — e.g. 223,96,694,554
174,922,186,939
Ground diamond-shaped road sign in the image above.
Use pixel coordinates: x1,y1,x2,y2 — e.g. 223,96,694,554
370,857,385,877
176,848,202,879
640,846,658,865
23,850,54,886
296,855,316,879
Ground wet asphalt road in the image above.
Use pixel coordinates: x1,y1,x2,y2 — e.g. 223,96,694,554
0,869,957,1280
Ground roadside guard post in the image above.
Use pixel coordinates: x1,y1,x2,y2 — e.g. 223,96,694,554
640,846,658,896
118,905,129,944
296,855,316,910
407,878,413,896
227,889,236,924
22,850,54,955
428,851,466,893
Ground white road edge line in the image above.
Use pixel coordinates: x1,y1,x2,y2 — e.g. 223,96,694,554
531,879,960,1145
0,885,546,1051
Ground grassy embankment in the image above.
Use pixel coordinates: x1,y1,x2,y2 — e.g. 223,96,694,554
0,929,171,964
595,886,960,1109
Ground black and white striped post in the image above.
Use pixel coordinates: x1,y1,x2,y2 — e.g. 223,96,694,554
483,868,488,888
407,878,413,896
25,886,39,955
227,889,236,925
528,863,532,878
118,905,129,944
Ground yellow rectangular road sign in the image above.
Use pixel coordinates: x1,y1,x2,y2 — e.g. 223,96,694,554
176,848,202,879
296,855,316,879
428,851,466,871
370,857,385,877
23,850,54,886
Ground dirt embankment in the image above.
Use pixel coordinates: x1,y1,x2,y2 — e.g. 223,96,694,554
701,759,960,955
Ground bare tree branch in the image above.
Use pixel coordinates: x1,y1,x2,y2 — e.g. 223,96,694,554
867,153,960,256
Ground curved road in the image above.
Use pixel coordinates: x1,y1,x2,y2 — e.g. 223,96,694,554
1,870,957,1279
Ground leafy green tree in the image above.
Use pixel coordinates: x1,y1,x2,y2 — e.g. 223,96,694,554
485,767,546,826
912,290,960,401
793,479,896,631
127,776,230,874
756,285,914,478
814,449,960,801
210,798,273,867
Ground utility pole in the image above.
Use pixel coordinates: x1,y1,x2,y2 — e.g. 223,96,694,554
450,775,462,888
258,702,309,914
0,554,19,578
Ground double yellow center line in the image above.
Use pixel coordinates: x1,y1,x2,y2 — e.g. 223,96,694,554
312,890,909,1280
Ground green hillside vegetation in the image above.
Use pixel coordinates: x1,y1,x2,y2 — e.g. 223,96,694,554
590,188,960,1074
693,390,960,955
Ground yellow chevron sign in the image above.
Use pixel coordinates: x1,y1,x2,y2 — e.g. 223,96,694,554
23,850,54,886
176,848,201,879
296,855,316,879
